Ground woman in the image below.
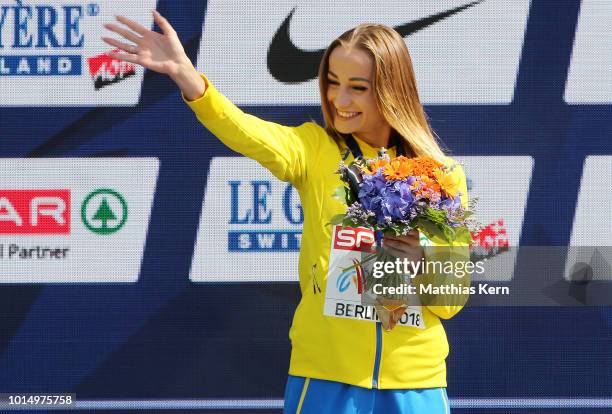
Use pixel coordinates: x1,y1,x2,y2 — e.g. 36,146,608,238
103,11,469,414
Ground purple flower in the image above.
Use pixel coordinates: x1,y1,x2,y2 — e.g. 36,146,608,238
360,171,386,193
358,172,387,213
440,194,461,209
374,181,412,220
393,180,414,202
346,202,376,224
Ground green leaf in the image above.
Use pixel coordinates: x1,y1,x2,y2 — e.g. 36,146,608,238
452,226,473,244
333,185,358,206
443,226,455,242
342,218,360,228
424,207,448,225
329,214,345,225
332,186,347,204
414,217,451,244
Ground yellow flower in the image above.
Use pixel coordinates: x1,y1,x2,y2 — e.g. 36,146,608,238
433,168,460,198
423,176,442,193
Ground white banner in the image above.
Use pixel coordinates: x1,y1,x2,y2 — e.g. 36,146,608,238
190,157,302,282
564,0,612,104
455,156,534,281
197,0,530,104
0,158,159,282
565,156,612,281
0,0,156,106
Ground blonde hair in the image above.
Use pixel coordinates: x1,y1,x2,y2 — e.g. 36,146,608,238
318,23,448,163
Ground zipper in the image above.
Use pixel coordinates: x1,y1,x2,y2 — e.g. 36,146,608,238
372,321,382,388
372,231,384,388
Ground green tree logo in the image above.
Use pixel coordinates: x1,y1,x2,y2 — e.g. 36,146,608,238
81,189,127,235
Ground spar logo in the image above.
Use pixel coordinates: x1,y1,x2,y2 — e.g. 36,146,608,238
0,188,127,235
0,0,99,76
0,190,70,234
81,189,127,235
87,49,136,90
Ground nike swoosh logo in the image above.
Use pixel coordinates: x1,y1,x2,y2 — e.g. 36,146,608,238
267,1,484,84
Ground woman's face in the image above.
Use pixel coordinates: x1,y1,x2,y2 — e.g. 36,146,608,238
326,45,390,146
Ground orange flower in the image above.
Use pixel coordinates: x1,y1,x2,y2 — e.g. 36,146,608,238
363,158,389,175
382,156,411,180
420,175,441,195
410,157,444,179
433,168,460,198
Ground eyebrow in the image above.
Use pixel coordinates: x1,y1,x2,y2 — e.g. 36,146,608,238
328,71,371,84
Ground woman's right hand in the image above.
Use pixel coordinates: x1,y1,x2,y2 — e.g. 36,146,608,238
102,10,205,100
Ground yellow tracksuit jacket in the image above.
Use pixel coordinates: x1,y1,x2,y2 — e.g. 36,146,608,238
185,74,470,389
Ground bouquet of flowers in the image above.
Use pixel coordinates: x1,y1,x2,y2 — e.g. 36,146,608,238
332,150,478,330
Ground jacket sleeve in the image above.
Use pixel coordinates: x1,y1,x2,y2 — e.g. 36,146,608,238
183,73,319,190
412,161,471,320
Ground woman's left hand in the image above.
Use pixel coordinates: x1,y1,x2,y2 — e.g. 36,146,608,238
382,229,425,265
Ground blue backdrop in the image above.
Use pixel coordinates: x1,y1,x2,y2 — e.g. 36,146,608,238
0,0,610,412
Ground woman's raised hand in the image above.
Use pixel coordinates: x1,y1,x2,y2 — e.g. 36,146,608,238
102,10,205,100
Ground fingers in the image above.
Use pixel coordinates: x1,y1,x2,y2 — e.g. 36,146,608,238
106,50,140,65
387,229,419,238
382,239,424,260
380,242,405,257
104,22,142,44
382,238,399,248
101,37,138,54
116,15,148,36
384,234,419,245
153,10,175,35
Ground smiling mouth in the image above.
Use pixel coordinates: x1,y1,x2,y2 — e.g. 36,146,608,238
336,109,361,120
